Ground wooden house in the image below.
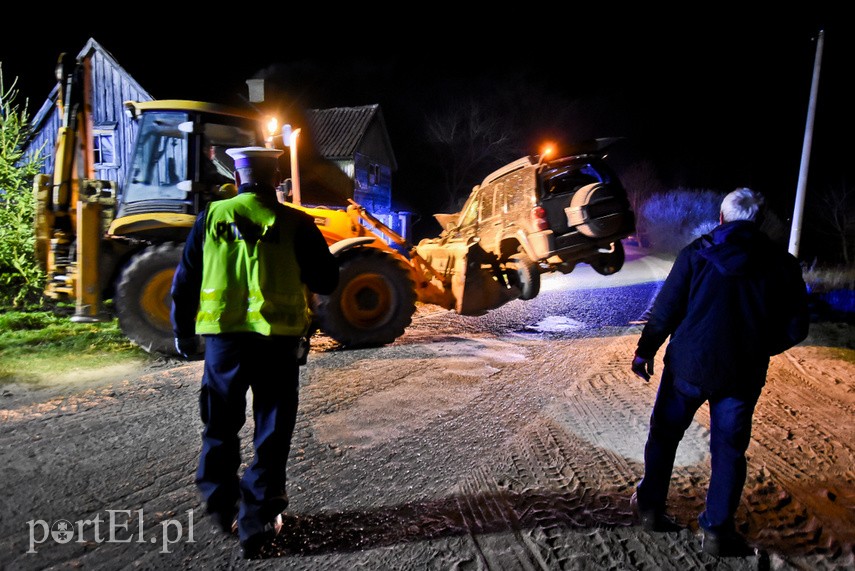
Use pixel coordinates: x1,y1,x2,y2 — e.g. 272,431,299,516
303,104,410,240
21,38,152,192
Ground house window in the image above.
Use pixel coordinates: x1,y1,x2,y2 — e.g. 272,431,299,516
368,163,380,186
93,128,116,167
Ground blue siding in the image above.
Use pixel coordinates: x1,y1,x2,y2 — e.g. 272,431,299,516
20,38,152,194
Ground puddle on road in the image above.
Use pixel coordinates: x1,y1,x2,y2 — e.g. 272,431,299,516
524,316,586,333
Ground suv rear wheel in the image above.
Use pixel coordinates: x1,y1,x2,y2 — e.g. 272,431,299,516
507,252,541,300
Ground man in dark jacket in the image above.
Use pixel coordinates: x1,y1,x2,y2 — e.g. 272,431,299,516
170,146,339,558
630,188,809,557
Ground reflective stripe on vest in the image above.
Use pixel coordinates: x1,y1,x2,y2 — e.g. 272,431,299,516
195,192,310,336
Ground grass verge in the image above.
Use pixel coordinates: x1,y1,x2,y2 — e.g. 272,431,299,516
0,308,151,386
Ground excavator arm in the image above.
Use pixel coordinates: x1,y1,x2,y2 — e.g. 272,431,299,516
35,53,114,321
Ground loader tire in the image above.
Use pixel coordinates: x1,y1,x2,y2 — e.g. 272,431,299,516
115,242,184,355
314,247,417,348
507,253,541,300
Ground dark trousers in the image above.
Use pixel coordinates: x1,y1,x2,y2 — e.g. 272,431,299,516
636,366,761,532
196,333,300,542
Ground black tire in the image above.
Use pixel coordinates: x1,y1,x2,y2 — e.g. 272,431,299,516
507,253,541,300
115,242,184,355
314,247,417,348
589,241,626,276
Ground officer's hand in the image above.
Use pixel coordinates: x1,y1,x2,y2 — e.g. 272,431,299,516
631,355,654,382
175,336,203,359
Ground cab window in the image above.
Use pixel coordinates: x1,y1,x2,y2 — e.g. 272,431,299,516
123,111,188,203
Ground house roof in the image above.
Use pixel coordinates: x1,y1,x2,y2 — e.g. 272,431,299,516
28,37,151,134
304,104,398,171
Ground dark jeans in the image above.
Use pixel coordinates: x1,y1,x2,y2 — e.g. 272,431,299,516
196,333,300,542
636,366,761,532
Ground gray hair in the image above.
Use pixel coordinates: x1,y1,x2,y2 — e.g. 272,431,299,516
720,187,765,222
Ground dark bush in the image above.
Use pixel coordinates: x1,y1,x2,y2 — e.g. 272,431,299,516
640,188,723,254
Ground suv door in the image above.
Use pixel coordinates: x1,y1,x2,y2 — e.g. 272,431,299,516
477,182,505,255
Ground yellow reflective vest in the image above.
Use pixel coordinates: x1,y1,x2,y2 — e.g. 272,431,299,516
195,192,310,336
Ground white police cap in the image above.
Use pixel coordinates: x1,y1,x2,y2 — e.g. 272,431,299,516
225,146,283,169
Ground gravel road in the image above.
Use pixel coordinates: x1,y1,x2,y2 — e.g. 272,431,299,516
1,259,853,571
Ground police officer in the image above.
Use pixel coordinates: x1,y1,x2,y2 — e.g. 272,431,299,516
170,146,339,558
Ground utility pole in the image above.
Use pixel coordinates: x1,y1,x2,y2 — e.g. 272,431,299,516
789,29,825,257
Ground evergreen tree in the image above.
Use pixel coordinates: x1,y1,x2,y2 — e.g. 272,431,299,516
0,63,46,307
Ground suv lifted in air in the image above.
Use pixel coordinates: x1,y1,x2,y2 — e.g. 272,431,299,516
419,138,635,301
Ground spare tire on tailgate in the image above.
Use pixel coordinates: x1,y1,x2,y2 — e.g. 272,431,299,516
565,182,630,238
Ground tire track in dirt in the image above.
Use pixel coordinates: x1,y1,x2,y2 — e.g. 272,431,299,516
439,333,855,569
0,371,205,570
739,347,855,558
451,409,717,569
544,335,710,485
781,351,855,415
442,334,726,570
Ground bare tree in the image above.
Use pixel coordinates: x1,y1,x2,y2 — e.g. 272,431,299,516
422,78,615,215
423,100,519,212
620,159,665,247
811,180,855,264
422,73,593,211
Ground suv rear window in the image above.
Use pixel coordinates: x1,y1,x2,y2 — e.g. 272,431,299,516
540,163,609,197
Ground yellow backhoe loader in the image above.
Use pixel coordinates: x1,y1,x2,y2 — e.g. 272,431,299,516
33,52,525,355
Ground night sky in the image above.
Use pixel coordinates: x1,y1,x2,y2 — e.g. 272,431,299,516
1,10,851,257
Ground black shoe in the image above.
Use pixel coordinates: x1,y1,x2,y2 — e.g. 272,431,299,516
210,510,238,536
630,492,681,532
240,513,283,560
206,502,238,536
699,527,756,557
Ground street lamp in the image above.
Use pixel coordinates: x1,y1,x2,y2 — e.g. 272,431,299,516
265,116,279,146
282,124,302,206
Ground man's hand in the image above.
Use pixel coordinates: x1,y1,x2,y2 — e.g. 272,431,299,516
631,355,654,382
175,336,203,359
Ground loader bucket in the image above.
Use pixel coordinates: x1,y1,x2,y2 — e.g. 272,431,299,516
453,241,521,315
413,238,521,316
